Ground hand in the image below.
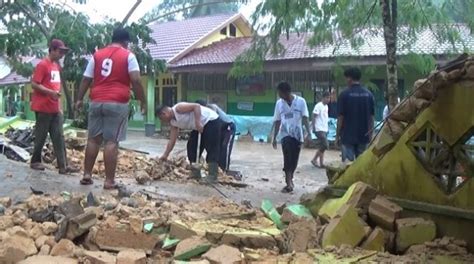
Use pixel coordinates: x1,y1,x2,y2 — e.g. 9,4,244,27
272,139,277,150
159,154,168,161
196,123,204,134
75,100,83,111
50,91,60,100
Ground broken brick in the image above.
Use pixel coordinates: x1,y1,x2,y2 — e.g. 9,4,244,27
321,204,366,248
41,222,58,235
221,228,277,249
18,255,78,264
368,196,402,231
95,225,160,254
361,227,385,252
174,236,211,261
39,244,51,255
117,249,147,264
0,216,14,231
12,210,28,225
283,218,319,252
129,215,143,234
0,197,12,208
170,220,197,240
0,235,37,263
35,235,49,249
396,218,436,253
7,226,29,237
29,224,44,240
203,244,242,264
50,239,75,257
84,250,116,264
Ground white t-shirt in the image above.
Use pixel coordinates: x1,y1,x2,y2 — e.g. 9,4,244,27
312,102,329,132
273,95,309,142
170,103,218,130
83,53,140,78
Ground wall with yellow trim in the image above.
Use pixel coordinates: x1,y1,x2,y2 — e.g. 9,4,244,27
334,80,474,209
197,23,248,48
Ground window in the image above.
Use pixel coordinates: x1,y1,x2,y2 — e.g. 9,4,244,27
408,123,473,194
220,27,227,35
229,23,237,37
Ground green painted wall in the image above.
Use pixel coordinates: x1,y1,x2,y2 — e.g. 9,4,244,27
184,65,426,119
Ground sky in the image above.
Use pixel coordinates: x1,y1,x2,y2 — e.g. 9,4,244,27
58,0,262,24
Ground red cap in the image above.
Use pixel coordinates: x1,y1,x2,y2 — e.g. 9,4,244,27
49,39,69,50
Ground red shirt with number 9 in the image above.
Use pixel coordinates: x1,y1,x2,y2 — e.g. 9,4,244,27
31,58,62,114
90,46,132,103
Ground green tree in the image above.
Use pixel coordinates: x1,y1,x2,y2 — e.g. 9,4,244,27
0,0,158,119
142,0,241,24
230,0,474,110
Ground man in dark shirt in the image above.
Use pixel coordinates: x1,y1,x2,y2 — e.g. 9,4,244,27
336,67,375,162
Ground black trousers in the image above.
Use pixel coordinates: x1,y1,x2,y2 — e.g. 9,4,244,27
31,112,67,168
281,136,302,174
187,119,223,164
219,122,236,171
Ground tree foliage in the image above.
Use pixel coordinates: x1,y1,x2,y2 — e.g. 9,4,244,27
0,0,160,118
230,0,474,108
142,0,241,24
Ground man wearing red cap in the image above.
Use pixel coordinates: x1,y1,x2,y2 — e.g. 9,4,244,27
76,28,145,189
30,39,79,174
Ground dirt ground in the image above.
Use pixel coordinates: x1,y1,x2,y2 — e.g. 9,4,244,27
0,130,335,206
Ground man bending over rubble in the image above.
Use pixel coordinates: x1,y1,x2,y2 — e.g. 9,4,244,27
156,102,224,183
272,82,311,193
75,28,146,189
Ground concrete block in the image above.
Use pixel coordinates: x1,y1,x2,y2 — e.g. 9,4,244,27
396,218,436,252
18,255,78,264
0,216,14,231
203,244,242,264
368,195,402,231
170,220,197,240
174,236,211,261
39,244,50,255
281,204,313,224
117,249,147,264
283,218,319,252
221,228,277,249
361,227,385,252
50,239,75,257
95,225,160,254
318,182,377,221
84,250,116,264
0,197,12,208
40,222,58,235
321,204,366,248
66,211,97,240
129,215,143,234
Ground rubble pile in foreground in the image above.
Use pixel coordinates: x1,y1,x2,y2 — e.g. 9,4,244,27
0,181,472,263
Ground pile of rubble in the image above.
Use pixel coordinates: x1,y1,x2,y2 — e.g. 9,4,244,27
0,181,472,263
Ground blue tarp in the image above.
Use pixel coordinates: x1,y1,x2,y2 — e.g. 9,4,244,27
229,115,382,143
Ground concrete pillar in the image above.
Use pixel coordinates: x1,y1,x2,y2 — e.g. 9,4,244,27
144,72,156,137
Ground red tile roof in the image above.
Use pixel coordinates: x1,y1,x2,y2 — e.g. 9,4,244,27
147,13,241,62
169,25,474,68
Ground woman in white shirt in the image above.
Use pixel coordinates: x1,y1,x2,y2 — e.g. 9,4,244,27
156,102,223,182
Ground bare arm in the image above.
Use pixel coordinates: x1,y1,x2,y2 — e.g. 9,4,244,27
303,116,311,138
336,115,344,142
273,120,281,143
76,77,93,102
31,81,57,97
312,113,318,132
161,126,179,159
129,71,145,103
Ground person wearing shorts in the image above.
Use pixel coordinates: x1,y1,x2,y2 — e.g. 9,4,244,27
311,92,330,168
75,28,145,189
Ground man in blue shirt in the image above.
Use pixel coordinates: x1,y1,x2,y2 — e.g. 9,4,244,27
336,67,375,162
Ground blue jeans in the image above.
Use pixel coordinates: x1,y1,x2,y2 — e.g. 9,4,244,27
342,144,368,162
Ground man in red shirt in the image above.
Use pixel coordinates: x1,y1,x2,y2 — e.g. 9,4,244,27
76,28,145,189
30,39,79,174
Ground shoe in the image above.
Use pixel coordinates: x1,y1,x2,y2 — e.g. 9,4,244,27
207,162,219,183
59,165,80,174
30,162,45,171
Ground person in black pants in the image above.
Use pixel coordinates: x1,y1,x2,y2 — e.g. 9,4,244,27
195,100,236,173
156,102,223,182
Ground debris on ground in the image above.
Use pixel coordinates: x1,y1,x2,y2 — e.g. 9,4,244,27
0,179,472,263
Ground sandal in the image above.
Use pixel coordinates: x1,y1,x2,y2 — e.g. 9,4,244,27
103,182,122,190
311,160,320,168
80,178,94,185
